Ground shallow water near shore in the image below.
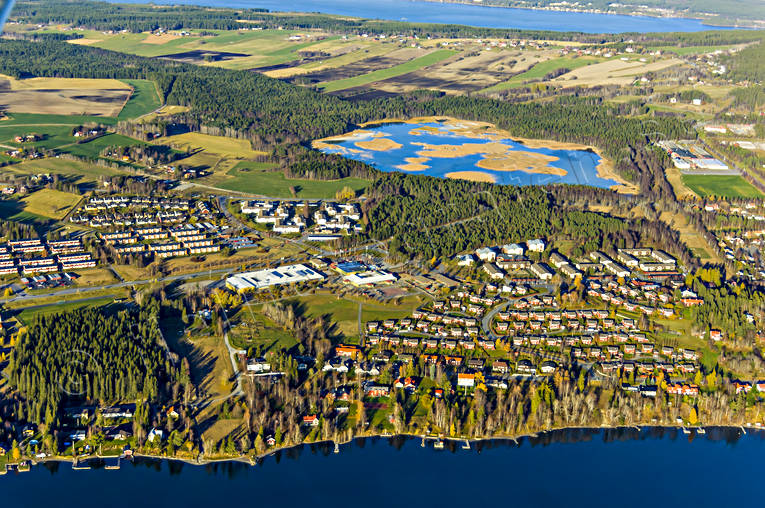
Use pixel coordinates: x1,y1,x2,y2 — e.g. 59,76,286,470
316,119,619,188
3,427,764,507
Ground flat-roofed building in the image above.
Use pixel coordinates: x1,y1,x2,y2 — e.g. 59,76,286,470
344,270,397,286
227,264,325,292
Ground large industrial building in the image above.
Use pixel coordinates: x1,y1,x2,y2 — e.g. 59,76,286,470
226,264,325,292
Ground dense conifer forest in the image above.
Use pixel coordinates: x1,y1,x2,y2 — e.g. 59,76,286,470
8,301,177,425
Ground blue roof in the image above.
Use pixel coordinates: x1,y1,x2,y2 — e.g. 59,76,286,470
335,261,365,273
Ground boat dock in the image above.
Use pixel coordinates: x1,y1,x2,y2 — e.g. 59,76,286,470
104,456,121,470
72,458,91,470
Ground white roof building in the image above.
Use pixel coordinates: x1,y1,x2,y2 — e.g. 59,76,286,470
226,264,324,292
526,239,546,252
343,270,397,286
475,247,497,262
501,243,524,256
456,254,475,266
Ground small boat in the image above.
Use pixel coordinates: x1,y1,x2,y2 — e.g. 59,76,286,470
433,439,444,449
461,440,471,450
696,428,706,435
333,442,339,454
682,427,691,434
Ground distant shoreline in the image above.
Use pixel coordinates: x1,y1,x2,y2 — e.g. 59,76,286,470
416,0,761,29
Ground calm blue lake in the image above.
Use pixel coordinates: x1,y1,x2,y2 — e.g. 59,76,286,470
2,428,763,507
106,0,732,33
316,120,618,188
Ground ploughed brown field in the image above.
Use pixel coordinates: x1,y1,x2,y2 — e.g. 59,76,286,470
0,88,132,116
284,47,430,85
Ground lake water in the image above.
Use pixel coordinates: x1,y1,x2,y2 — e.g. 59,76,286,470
315,119,618,188
3,428,764,507
111,0,732,33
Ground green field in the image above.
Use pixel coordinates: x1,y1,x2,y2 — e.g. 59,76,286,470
87,31,194,57
320,49,457,93
229,311,298,352
0,112,119,126
681,174,763,199
14,298,116,325
0,199,51,225
118,79,162,119
84,29,336,70
62,132,146,159
0,124,75,151
220,162,370,198
8,157,125,182
21,188,82,220
482,56,598,92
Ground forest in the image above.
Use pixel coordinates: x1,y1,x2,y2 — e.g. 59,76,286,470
7,300,179,427
723,39,765,83
363,172,698,266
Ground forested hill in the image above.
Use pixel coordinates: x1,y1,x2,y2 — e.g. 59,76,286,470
8,301,178,425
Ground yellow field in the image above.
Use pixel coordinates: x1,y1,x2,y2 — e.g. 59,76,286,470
139,104,190,122
554,58,684,87
71,268,119,287
160,132,266,158
665,165,699,200
68,38,102,46
21,189,82,220
0,74,131,90
142,33,181,44
660,210,719,263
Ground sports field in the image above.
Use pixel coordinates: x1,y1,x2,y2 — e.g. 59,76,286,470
682,174,763,199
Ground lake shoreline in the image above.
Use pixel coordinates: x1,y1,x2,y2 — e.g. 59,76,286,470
319,116,636,192
21,423,756,472
415,0,761,29
102,0,754,31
